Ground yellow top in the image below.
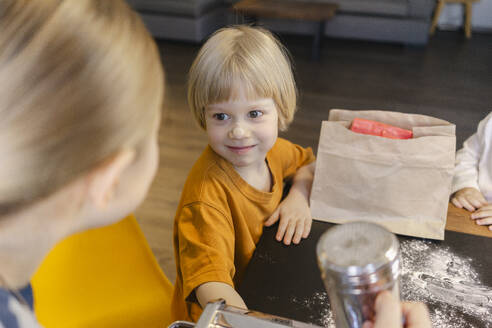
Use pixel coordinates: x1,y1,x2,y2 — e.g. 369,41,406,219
32,215,174,328
171,138,315,321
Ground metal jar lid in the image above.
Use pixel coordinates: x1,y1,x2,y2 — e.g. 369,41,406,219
316,222,400,289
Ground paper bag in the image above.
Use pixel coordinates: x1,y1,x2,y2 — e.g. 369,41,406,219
310,109,456,240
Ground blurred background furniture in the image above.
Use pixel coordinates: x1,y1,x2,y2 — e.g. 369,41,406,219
430,0,480,38
126,0,227,42
233,0,339,59
230,0,435,45
128,0,435,45
32,215,173,328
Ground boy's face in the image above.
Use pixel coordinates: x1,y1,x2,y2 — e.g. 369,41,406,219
205,87,278,171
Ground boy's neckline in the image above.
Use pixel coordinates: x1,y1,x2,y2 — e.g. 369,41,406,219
209,146,278,201
233,158,272,193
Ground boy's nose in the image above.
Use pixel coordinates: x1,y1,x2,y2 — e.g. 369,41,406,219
229,125,249,139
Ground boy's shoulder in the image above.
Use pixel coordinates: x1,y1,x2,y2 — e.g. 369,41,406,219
180,146,234,204
269,137,295,155
268,137,312,163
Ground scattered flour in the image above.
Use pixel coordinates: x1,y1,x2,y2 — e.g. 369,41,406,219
289,239,491,328
257,252,277,264
291,292,335,327
400,239,492,328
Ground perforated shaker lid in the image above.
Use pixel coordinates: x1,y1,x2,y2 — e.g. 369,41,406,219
316,222,399,277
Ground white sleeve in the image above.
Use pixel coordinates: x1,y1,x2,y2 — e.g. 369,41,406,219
451,112,492,193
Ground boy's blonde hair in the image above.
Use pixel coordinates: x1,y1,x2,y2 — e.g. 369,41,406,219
0,0,164,215
188,25,297,131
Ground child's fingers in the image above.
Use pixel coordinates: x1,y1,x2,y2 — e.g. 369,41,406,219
469,198,486,210
477,195,488,206
472,214,492,226
371,291,402,328
458,197,476,212
302,217,312,239
477,217,492,226
472,190,488,203
282,219,297,245
451,197,463,209
471,209,492,219
292,219,304,244
276,215,289,242
470,208,492,225
265,208,280,227
401,302,431,328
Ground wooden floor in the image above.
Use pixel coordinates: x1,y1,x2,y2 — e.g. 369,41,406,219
135,30,492,283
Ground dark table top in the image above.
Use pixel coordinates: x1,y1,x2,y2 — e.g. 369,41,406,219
238,220,492,328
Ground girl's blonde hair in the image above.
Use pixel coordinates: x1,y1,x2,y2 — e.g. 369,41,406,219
188,25,297,131
0,0,164,215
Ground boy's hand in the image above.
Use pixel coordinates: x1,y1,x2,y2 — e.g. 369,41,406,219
471,204,492,230
264,188,312,245
451,187,488,211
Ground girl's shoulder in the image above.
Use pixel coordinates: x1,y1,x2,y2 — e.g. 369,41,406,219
0,287,40,328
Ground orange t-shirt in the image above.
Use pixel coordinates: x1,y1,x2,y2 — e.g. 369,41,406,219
170,138,315,322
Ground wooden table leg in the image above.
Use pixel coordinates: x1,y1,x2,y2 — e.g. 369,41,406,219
465,1,472,38
312,20,325,60
430,0,445,35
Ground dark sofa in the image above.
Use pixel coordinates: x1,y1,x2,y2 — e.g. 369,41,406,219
128,0,435,45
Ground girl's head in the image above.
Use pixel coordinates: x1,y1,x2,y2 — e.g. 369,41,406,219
188,25,297,132
0,0,164,225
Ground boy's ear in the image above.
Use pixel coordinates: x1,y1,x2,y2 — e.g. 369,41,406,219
86,150,136,208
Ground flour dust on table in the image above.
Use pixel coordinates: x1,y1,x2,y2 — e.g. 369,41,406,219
291,292,335,327
400,239,492,328
289,238,491,328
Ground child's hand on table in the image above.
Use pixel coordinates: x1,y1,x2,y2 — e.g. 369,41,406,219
451,187,488,211
264,187,312,245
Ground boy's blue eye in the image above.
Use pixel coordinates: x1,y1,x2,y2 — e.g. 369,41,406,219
213,113,229,121
248,110,263,118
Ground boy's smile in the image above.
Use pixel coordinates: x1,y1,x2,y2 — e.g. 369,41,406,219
205,87,278,174
227,145,256,155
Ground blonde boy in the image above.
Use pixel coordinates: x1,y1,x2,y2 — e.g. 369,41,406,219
171,26,316,321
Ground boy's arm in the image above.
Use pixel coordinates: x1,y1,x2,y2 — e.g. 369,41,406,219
196,281,247,309
290,161,316,200
265,161,316,245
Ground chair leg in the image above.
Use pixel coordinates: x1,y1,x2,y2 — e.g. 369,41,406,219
464,1,472,38
430,0,445,35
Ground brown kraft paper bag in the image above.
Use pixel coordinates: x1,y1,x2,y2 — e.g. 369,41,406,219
310,109,456,240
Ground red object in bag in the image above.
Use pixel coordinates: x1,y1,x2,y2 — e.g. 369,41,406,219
350,118,413,139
